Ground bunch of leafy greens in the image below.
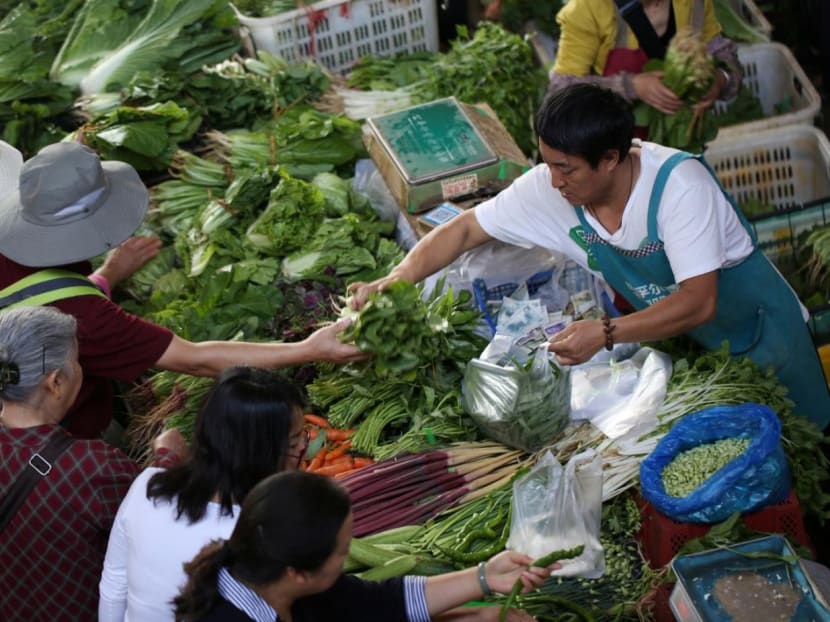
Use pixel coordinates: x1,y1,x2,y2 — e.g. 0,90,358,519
307,281,488,458
246,172,327,256
50,0,239,96
70,100,200,170
633,28,718,152
207,105,365,179
84,51,329,131
414,22,547,155
346,52,437,91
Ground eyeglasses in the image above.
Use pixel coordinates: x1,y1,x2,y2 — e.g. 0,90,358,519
288,429,311,468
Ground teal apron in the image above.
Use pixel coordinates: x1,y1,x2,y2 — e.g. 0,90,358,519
574,152,830,428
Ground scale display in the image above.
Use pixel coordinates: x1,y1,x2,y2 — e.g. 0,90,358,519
367,98,499,184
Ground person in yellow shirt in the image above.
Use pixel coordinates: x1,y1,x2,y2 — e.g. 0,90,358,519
550,0,741,116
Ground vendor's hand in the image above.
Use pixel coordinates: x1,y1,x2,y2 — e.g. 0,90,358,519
632,71,684,115
347,275,400,311
152,427,190,464
546,319,605,366
302,317,368,364
482,550,559,595
693,69,728,112
95,235,162,289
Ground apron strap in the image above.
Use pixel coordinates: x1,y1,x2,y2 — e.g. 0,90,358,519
647,150,758,245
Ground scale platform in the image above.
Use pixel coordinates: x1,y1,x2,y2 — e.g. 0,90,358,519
365,97,528,214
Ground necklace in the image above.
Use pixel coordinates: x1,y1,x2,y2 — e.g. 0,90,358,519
586,157,635,228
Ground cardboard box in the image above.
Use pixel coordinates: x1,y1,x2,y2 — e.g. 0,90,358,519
364,97,529,214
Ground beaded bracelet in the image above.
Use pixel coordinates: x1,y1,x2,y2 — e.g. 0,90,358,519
602,314,616,351
477,561,492,596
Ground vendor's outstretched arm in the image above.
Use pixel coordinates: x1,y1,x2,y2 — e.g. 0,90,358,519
549,271,718,365
349,209,493,308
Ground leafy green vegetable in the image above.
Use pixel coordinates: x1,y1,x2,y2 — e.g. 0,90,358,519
246,173,326,256
71,100,200,170
713,0,769,43
232,0,297,18
51,0,239,95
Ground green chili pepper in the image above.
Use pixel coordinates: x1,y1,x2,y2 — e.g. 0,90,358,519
498,545,585,622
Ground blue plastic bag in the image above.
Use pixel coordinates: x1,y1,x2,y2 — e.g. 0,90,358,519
639,403,790,523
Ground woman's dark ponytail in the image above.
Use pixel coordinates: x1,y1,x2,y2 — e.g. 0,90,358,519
173,540,232,621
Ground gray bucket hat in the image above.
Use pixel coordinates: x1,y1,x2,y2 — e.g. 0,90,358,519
0,141,148,267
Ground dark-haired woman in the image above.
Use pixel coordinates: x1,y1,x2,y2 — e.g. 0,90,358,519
175,471,555,622
0,306,138,622
99,367,308,622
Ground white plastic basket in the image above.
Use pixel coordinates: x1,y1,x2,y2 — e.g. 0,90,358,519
705,125,830,262
728,0,773,40
707,125,830,211
233,0,439,75
713,42,821,139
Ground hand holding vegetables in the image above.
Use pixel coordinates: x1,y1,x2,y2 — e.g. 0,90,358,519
95,235,162,289
632,71,684,115
483,550,560,595
301,317,367,364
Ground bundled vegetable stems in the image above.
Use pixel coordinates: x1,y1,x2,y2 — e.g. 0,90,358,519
337,442,526,537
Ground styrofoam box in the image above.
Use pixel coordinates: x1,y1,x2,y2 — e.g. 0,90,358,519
713,42,821,139
233,0,439,75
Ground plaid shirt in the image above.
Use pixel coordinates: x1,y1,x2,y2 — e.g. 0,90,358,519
0,424,138,621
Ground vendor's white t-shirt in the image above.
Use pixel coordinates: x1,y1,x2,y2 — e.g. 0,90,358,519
475,142,755,285
98,468,240,622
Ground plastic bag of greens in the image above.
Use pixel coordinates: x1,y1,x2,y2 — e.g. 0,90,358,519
506,450,604,578
462,345,570,453
639,403,790,523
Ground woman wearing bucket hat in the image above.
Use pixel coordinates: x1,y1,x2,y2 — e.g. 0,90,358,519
0,142,363,441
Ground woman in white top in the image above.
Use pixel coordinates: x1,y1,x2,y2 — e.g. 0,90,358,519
99,366,309,622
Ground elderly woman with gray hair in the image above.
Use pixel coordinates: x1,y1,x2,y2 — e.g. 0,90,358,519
0,305,138,622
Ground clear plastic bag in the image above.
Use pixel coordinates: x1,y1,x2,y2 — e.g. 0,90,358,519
506,450,605,578
462,347,570,453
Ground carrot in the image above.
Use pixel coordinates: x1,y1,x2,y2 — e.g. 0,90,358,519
307,428,319,440
304,413,331,429
325,429,356,442
353,457,374,468
308,446,328,471
314,460,357,477
325,441,352,462
324,455,354,467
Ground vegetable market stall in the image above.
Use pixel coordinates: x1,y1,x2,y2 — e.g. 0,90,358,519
2,3,829,620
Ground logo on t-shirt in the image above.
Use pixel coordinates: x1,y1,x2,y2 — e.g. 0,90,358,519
568,226,600,271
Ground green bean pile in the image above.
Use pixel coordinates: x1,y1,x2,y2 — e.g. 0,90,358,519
662,437,750,497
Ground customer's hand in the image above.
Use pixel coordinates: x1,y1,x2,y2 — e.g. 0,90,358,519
303,317,368,364
95,235,162,288
693,69,728,112
632,71,684,114
481,550,559,595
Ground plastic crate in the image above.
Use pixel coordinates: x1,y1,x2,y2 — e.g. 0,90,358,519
638,491,815,570
727,0,773,40
712,42,821,138
705,125,830,254
233,0,439,75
